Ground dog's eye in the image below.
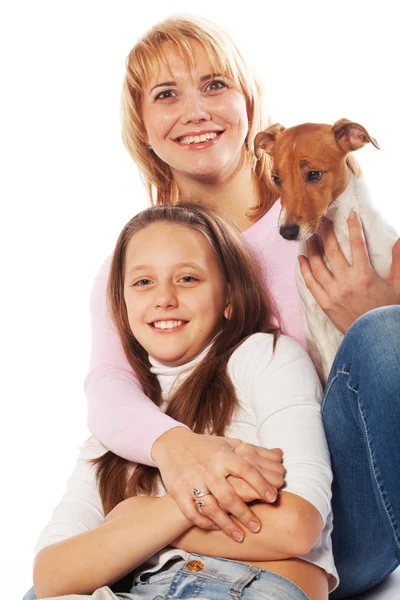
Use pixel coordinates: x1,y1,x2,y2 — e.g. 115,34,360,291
307,170,322,182
272,175,281,186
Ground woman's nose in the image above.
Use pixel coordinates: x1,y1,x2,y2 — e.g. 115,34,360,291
180,94,211,125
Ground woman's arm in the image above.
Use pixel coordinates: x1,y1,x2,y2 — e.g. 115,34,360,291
33,494,191,598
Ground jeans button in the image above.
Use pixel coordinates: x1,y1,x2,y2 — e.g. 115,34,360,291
186,559,204,572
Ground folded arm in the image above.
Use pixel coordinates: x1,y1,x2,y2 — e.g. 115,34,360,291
33,495,191,598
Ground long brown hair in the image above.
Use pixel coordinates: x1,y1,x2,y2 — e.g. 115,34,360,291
93,203,280,514
121,14,278,219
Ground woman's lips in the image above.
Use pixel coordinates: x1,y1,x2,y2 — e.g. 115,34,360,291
174,131,224,150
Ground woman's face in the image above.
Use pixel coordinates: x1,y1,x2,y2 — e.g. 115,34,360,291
141,41,249,184
123,222,229,366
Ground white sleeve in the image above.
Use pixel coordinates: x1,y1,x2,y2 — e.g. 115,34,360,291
230,333,332,524
34,437,106,556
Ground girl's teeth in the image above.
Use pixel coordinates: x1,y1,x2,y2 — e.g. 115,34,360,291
153,320,184,329
179,132,218,145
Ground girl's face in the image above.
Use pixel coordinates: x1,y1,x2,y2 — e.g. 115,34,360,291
123,222,229,366
142,40,249,185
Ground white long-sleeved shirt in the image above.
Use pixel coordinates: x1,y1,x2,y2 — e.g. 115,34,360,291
35,333,338,590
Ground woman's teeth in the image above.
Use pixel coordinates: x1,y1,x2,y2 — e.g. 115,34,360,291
153,320,185,330
178,132,219,145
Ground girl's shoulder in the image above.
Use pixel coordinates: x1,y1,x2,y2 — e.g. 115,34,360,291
229,332,308,366
227,333,322,406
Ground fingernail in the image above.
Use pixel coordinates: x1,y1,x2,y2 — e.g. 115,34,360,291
266,491,276,502
349,210,357,219
249,520,261,532
232,531,244,542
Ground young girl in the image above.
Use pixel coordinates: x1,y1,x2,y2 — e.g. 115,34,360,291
32,204,337,600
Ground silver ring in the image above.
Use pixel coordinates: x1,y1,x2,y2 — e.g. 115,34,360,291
196,500,206,509
192,488,212,499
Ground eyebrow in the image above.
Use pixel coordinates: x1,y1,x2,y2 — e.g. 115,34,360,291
128,262,207,275
149,73,226,94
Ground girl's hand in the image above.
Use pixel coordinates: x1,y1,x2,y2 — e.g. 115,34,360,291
151,427,283,542
298,212,400,333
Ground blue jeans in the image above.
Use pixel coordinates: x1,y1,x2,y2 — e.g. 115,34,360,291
23,554,309,599
126,554,309,599
322,306,400,598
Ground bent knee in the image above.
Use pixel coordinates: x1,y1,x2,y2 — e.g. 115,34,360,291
348,306,400,345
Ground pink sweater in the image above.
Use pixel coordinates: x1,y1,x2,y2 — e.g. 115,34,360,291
84,200,305,465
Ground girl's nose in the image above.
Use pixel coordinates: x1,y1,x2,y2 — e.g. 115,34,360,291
155,285,178,309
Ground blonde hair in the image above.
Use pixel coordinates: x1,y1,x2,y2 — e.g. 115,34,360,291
121,14,278,219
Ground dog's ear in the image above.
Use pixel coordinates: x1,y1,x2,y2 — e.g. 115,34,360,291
254,124,286,158
333,119,380,153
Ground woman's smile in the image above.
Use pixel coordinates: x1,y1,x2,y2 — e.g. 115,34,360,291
142,40,248,182
174,130,224,150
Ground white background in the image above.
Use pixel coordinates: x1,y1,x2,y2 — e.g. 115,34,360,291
1,1,399,597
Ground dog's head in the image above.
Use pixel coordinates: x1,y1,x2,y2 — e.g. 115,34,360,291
254,119,379,240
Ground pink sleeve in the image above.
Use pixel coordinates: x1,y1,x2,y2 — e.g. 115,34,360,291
84,257,188,466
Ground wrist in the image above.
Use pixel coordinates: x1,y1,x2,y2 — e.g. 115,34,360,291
159,494,192,530
151,426,193,464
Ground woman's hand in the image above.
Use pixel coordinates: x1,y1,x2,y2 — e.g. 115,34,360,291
298,212,400,333
227,442,284,503
151,427,284,542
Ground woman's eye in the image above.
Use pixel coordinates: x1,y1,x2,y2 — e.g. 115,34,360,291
205,80,227,92
307,170,323,182
154,89,177,100
272,175,281,186
133,279,152,287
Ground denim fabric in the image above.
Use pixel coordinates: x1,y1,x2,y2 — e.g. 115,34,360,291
22,555,309,599
322,306,400,599
22,588,36,600
124,554,309,599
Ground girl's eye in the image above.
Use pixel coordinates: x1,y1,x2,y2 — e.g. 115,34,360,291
179,276,198,283
133,279,152,287
205,80,227,92
154,89,177,101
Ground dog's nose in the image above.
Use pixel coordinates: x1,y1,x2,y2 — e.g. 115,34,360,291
280,224,300,240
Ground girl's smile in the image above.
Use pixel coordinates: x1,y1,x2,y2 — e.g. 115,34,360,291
123,221,230,366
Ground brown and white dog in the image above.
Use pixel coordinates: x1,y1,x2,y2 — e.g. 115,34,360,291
255,119,398,383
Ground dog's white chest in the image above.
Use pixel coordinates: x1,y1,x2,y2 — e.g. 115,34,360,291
296,173,398,383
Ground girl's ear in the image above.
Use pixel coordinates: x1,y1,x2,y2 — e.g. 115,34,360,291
224,301,232,320
224,285,232,320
